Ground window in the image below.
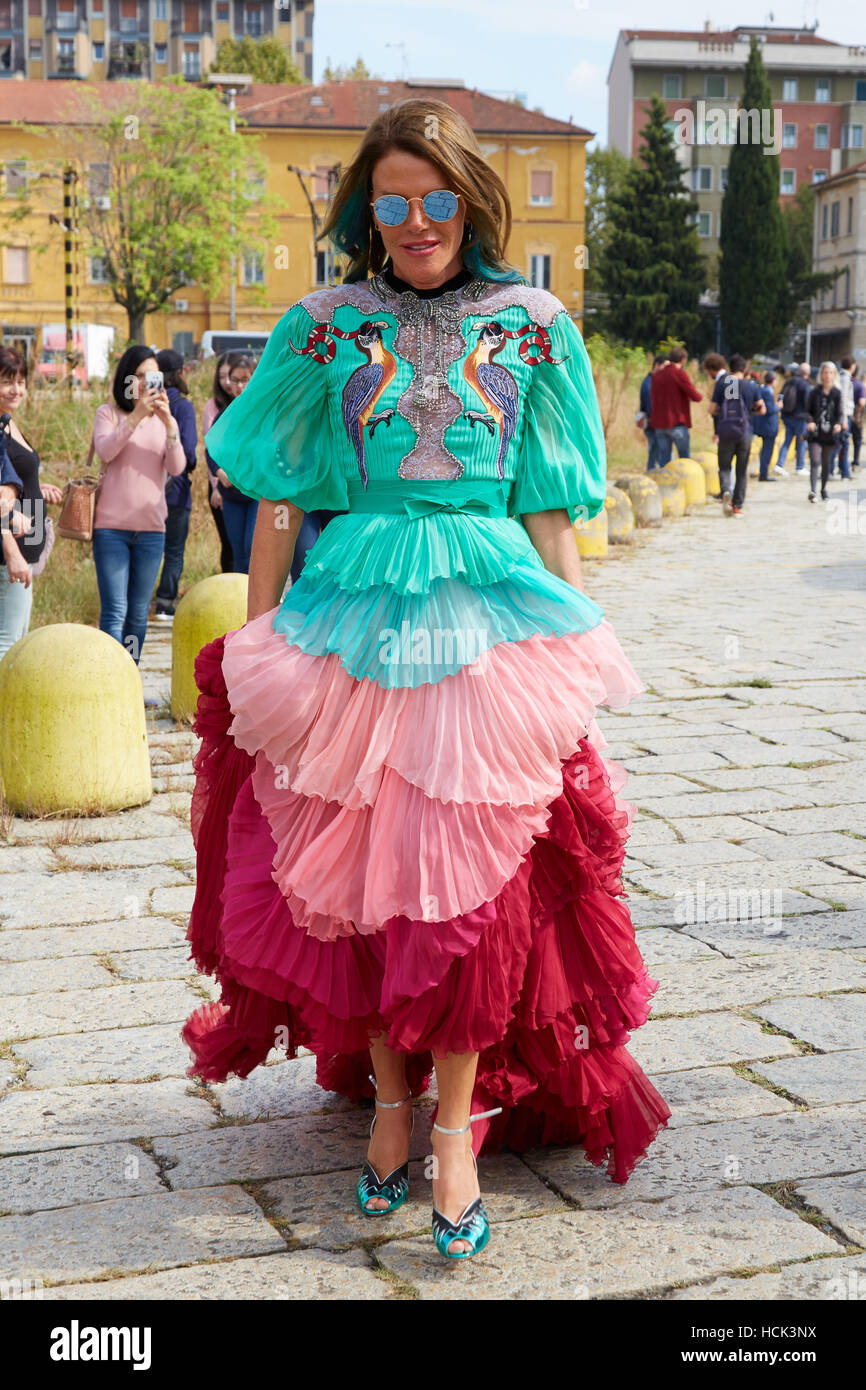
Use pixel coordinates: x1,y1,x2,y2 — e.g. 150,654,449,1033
56,0,77,29
530,169,553,205
849,197,854,235
696,211,712,237
242,250,264,285
3,247,29,285
4,162,26,194
662,74,681,99
857,79,866,102
822,203,828,239
28,0,40,12
815,77,831,103
782,78,798,101
155,43,166,61
705,74,726,98
529,254,550,290
780,169,796,195
217,2,229,17
93,40,104,59
691,166,712,192
814,124,830,150
87,162,110,199
119,0,138,33
843,268,850,307
245,3,262,36
831,201,840,237
315,249,327,285
28,38,42,59
813,169,828,184
842,124,864,149
92,0,103,11
182,43,199,77
155,0,166,15
90,256,109,284
719,165,728,192
782,123,797,148
183,1,198,31
313,165,331,199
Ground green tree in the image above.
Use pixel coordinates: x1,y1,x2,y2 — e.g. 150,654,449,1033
782,181,838,333
7,78,279,342
718,37,788,353
209,35,305,84
322,57,378,80
600,96,705,350
584,145,630,296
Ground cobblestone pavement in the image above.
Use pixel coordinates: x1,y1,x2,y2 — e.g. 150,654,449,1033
1,474,865,1301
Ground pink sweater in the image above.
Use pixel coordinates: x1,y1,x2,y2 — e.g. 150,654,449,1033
93,403,187,532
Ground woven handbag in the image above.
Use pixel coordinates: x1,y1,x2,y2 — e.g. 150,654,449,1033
56,415,110,542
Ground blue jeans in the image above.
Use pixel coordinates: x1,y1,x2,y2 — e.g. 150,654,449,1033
830,430,852,479
779,417,807,470
220,493,258,574
92,527,165,664
655,424,690,467
155,502,191,614
645,427,663,471
758,429,778,479
0,561,34,662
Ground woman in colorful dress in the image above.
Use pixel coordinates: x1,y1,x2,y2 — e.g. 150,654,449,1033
182,99,671,1261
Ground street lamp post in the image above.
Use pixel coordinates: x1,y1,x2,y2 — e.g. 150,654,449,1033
205,73,252,334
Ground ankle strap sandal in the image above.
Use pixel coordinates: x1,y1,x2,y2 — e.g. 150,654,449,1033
355,1074,415,1218
430,1106,502,1259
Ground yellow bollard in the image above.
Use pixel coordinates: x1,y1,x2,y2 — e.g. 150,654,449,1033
659,458,707,508
0,623,151,816
615,474,663,527
654,473,687,517
692,454,720,495
171,573,249,723
573,506,608,559
604,483,635,542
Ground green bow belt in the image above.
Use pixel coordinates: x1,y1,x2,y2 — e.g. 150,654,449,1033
345,479,509,519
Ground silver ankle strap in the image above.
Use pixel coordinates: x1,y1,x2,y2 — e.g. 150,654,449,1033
369,1074,412,1109
432,1107,502,1135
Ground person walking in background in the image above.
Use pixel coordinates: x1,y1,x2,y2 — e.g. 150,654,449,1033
806,361,844,503
701,352,728,384
92,346,186,667
833,355,855,480
851,362,864,472
211,354,259,575
709,353,766,517
154,349,198,622
0,346,63,660
637,355,666,471
779,363,812,474
649,347,703,466
203,353,234,574
756,368,784,481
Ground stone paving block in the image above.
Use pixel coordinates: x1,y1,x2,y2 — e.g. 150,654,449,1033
0,1141,162,1214
626,840,763,870
752,994,866,1052
526,1104,866,1207
154,1108,434,1189
667,1253,866,1300
259,1153,564,1251
0,867,188,929
0,918,186,962
681,909,866,952
645,1065,793,1128
0,1078,215,1154
212,1055,355,1122
634,928,716,965
13,1022,196,1086
749,805,866,835
626,790,805,820
39,1249,394,1300
623,773,710,799
376,1187,835,1300
53,835,195,870
5,808,187,847
624,859,852,898
0,846,57,874
689,762,847,792
106,947,197,982
150,885,196,917
0,1186,285,1285
731,832,864,863
628,1012,799,1074
625,752,731,775
805,883,866,910
795,1174,866,1247
651,949,866,1016
671,815,789,842
626,818,680,848
0,955,115,996
0,980,201,1042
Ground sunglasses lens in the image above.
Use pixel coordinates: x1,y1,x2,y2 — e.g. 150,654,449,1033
424,190,459,221
374,195,409,226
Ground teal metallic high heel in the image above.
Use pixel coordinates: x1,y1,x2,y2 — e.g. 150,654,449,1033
356,1076,414,1217
430,1106,502,1260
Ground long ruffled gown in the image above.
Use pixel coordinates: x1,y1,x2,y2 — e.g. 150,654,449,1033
181,265,671,1181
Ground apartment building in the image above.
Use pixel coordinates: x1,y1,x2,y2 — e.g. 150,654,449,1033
0,0,314,83
812,162,866,361
608,24,866,255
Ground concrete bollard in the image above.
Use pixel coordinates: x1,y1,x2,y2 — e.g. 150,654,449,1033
659,458,707,508
573,506,608,559
653,472,687,517
604,483,635,542
615,474,663,527
0,623,151,816
171,573,249,723
692,454,720,495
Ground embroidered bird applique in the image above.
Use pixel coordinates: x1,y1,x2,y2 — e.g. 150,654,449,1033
462,321,519,482
341,320,397,486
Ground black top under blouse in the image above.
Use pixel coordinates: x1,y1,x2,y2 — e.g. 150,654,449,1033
0,427,45,566
380,262,475,298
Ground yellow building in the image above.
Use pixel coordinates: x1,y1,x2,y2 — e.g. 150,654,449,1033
0,76,592,363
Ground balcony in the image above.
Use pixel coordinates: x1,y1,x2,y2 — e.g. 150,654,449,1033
45,16,87,32
107,38,151,77
170,17,212,36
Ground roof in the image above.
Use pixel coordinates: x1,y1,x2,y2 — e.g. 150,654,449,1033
0,78,591,138
620,27,837,47
815,159,866,190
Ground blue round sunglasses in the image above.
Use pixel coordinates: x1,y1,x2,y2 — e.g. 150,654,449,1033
370,190,460,226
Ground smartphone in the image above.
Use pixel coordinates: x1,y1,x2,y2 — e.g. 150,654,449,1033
145,370,164,392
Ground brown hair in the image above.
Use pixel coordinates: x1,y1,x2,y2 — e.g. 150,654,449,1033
319,98,522,284
0,345,27,382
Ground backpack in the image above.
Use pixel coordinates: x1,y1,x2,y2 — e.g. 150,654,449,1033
716,378,751,443
782,378,800,416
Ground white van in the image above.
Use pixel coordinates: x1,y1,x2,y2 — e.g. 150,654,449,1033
199,329,269,359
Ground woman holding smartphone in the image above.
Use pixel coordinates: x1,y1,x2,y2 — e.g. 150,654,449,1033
92,346,186,665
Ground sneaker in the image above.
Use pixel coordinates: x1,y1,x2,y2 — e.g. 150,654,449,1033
773,464,788,477
722,491,734,515
821,489,829,501
155,611,174,622
731,506,744,515
795,467,807,475
808,491,817,503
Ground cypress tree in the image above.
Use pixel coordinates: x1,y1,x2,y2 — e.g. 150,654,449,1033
601,95,705,349
718,37,789,353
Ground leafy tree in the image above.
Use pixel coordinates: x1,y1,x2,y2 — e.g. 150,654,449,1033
584,145,630,296
718,37,788,353
782,182,838,333
209,35,305,84
584,333,648,444
600,96,705,350
322,57,378,80
8,78,279,342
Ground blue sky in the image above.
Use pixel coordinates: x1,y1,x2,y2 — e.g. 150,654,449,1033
315,0,842,147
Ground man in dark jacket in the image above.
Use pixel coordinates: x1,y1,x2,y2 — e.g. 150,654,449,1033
778,363,811,474
154,348,197,620
637,355,667,471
